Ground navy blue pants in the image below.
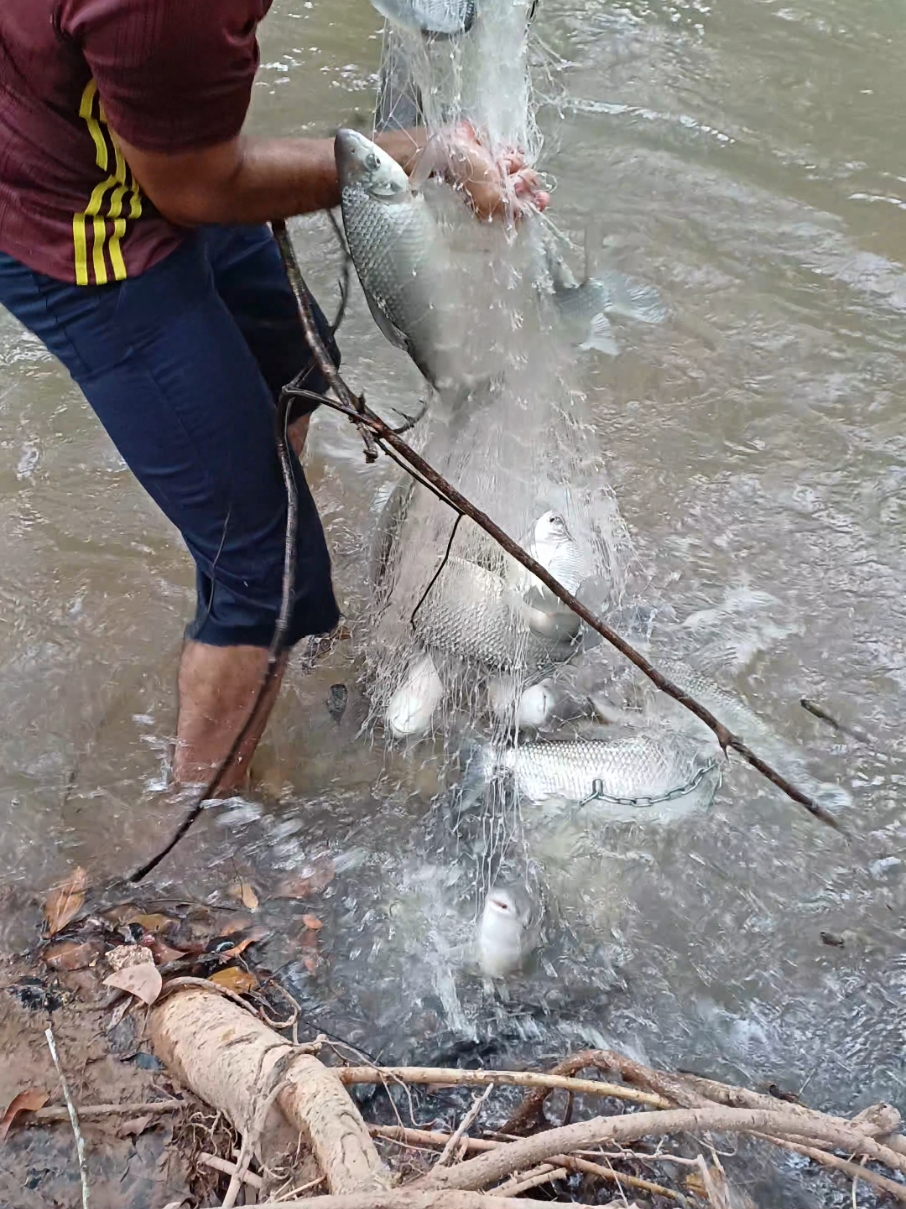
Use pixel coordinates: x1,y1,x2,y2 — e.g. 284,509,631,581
0,225,341,648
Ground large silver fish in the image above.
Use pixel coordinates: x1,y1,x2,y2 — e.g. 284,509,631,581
495,729,720,808
336,129,466,399
372,0,477,37
413,556,580,672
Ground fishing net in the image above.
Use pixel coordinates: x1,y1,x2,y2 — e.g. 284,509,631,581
360,1,633,788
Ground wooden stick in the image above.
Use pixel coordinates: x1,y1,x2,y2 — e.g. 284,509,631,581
199,1153,264,1190
151,987,392,1194
437,1085,494,1167
415,1107,906,1191
751,1133,906,1205
274,224,849,836
45,1027,90,1209
370,1125,686,1202
31,1099,183,1123
337,1065,666,1109
263,1194,596,1209
502,1049,694,1134
677,1072,906,1156
491,1162,567,1196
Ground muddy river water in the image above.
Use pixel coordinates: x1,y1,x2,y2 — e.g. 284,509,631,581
1,2,905,1202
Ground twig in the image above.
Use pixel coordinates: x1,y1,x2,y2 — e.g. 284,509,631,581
31,1099,184,1123
199,1153,264,1190
502,1049,691,1135
369,1126,687,1203
437,1084,495,1167
492,1161,567,1196
45,1026,90,1209
273,225,849,836
801,698,876,747
260,1195,596,1209
337,1065,666,1109
265,1174,327,1202
750,1133,906,1205
415,1106,906,1191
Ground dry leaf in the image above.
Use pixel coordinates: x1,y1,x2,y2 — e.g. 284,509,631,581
103,962,163,1006
273,856,335,900
218,914,253,937
209,966,258,993
302,954,321,974
117,1115,152,1140
44,866,88,936
301,914,323,931
43,939,102,972
107,944,155,972
220,926,269,961
129,913,174,934
228,880,259,911
0,1090,50,1141
141,936,185,966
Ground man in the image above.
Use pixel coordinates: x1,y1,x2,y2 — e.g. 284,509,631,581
0,1,546,795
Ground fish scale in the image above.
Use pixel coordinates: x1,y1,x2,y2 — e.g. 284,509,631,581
412,557,579,672
340,175,461,391
500,730,719,806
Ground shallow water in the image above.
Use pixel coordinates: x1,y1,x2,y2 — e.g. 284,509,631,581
1,1,905,1202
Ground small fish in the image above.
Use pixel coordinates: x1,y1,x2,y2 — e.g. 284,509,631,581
386,652,444,737
478,882,540,977
545,230,668,355
495,729,720,808
336,129,468,401
372,0,477,36
413,556,579,672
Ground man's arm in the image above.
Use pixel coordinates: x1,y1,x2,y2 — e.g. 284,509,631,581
114,128,428,229
115,126,544,228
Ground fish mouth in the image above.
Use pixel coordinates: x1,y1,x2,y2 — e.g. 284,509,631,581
334,128,372,181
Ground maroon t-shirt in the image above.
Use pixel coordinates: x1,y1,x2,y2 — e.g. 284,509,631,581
0,0,272,285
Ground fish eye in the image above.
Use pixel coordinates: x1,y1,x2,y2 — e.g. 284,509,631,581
365,153,380,170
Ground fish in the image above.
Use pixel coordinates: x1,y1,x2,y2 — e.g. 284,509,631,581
385,652,444,737
371,0,477,37
477,882,540,977
412,556,580,672
488,676,591,729
495,729,720,808
335,129,468,400
545,230,669,355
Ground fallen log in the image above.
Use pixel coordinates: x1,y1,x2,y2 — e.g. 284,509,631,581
150,987,392,1194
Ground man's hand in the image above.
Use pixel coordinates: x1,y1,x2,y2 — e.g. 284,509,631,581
440,124,549,220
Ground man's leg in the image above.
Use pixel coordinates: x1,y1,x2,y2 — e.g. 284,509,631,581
0,239,339,792
201,224,340,461
175,643,288,790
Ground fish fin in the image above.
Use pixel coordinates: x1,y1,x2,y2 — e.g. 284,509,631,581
364,289,411,353
597,271,669,326
580,312,620,356
408,134,447,192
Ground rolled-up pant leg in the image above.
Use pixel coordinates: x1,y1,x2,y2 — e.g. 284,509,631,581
0,229,340,648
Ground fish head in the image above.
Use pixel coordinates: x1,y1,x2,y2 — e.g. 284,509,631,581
335,128,410,201
482,883,534,932
534,510,574,549
478,882,539,976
